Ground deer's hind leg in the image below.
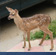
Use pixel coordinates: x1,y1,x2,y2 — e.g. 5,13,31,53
40,26,54,50
39,32,47,45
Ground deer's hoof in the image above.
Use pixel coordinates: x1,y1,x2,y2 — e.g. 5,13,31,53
23,46,25,48
28,49,30,51
39,44,41,46
50,49,53,51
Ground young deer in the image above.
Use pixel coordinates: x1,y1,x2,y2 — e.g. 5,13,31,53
6,7,54,51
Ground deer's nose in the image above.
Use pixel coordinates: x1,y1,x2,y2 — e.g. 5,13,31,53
8,17,11,20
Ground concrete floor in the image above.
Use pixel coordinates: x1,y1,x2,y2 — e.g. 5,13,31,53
0,2,56,52
0,21,24,52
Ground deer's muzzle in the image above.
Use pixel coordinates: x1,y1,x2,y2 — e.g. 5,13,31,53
8,17,11,20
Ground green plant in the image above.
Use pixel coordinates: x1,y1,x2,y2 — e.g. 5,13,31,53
49,20,56,38
26,20,56,40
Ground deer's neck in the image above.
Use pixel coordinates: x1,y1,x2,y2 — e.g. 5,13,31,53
14,14,23,26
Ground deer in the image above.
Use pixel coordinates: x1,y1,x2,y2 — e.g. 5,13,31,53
6,7,54,51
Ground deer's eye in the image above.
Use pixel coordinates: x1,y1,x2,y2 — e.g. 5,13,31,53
12,14,15,16
11,13,15,16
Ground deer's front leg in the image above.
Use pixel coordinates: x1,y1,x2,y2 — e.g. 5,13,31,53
23,33,26,48
27,31,31,51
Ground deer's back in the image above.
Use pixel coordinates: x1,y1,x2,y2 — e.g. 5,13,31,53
22,14,51,30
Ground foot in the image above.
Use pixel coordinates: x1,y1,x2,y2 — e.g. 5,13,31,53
50,46,54,51
50,49,53,51
39,44,41,46
23,46,25,48
28,49,30,51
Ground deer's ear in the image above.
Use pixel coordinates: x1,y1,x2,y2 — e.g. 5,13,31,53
15,9,18,13
6,6,14,12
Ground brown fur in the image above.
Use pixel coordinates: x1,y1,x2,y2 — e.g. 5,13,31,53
6,7,54,51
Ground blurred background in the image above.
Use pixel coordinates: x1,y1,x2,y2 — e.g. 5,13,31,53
0,0,56,52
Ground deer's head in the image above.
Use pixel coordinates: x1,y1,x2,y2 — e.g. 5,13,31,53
6,7,19,20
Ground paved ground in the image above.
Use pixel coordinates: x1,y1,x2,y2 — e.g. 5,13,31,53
0,2,56,52
7,39,56,52
0,22,23,52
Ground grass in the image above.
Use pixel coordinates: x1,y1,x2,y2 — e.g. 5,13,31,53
26,20,56,40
